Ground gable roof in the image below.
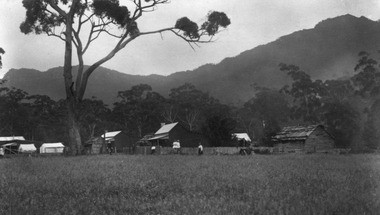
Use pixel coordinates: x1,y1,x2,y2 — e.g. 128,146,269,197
41,142,65,148
155,122,178,135
233,133,251,142
272,125,330,141
102,131,122,141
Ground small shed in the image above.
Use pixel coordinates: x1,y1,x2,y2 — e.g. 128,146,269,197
232,133,252,147
271,125,335,153
40,142,65,154
84,137,105,154
0,136,26,154
146,122,209,147
85,131,139,154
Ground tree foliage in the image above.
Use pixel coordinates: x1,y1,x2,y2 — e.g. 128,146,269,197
352,51,380,98
243,89,290,145
0,80,30,136
279,63,324,122
321,101,359,148
169,83,219,131
201,103,236,147
113,84,165,137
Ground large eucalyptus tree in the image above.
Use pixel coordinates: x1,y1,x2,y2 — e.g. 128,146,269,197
20,0,230,154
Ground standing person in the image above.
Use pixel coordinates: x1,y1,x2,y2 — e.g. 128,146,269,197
0,147,4,158
151,145,156,154
198,143,203,155
107,143,113,155
173,139,180,154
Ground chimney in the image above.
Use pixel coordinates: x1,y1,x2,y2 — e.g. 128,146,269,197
160,123,165,127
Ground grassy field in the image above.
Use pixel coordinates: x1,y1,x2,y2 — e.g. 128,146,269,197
1,154,380,215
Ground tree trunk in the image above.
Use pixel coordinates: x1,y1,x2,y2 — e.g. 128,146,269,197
63,1,82,155
67,102,82,155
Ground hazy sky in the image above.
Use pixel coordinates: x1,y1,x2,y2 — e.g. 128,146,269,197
0,0,379,78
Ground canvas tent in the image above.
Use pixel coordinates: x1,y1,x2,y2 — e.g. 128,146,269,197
40,142,65,154
18,144,37,153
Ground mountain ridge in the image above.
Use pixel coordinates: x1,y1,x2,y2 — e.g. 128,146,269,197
3,14,380,105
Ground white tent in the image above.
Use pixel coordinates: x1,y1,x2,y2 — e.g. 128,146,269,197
40,142,65,154
19,144,37,153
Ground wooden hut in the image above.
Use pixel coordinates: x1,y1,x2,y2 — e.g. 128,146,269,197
0,136,25,154
84,137,105,154
112,132,139,152
84,131,139,154
232,133,252,147
271,125,335,153
146,122,210,148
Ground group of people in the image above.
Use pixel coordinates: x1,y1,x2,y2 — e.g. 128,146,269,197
172,140,203,155
149,140,204,155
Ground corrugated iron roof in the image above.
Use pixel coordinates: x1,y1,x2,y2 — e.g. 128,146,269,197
272,125,320,141
148,133,169,140
233,133,251,142
155,122,178,135
101,131,122,141
0,136,25,141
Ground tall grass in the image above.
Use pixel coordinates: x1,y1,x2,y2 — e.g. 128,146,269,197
1,154,380,214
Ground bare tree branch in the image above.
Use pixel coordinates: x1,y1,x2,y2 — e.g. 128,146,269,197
46,31,66,42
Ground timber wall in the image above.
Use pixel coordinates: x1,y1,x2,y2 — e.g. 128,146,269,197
304,127,335,152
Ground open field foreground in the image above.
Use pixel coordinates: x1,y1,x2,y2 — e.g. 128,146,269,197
1,154,380,215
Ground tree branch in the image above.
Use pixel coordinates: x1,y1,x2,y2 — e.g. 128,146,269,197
48,0,67,19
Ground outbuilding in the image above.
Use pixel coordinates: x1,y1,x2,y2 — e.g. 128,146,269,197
271,125,335,153
84,131,140,154
146,122,209,147
232,133,252,147
0,136,26,154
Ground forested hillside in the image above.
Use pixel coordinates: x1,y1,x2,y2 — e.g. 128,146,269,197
4,14,380,105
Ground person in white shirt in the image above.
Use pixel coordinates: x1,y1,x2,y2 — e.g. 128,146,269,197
173,140,180,154
151,145,156,154
0,147,4,157
198,143,203,155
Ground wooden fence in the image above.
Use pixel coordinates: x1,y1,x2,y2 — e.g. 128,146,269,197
123,146,245,155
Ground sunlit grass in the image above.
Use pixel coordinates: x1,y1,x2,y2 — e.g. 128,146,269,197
1,154,380,214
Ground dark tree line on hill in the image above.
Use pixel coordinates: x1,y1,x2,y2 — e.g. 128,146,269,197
1,51,380,150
